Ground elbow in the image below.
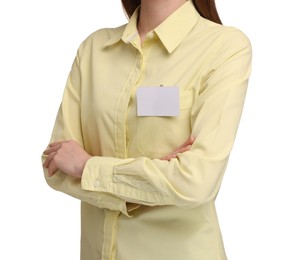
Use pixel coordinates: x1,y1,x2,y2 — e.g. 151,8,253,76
170,155,227,209
171,173,223,209
173,187,218,209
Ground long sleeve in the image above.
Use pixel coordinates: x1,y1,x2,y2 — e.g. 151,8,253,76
81,29,252,209
42,5,252,258
42,20,252,214
41,49,130,216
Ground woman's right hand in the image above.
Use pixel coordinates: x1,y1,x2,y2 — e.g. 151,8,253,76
160,136,195,161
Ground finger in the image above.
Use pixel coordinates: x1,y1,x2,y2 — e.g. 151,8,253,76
43,145,60,155
44,140,68,155
162,145,193,161
48,142,60,147
177,136,195,149
160,155,169,160
48,141,67,148
160,136,196,161
176,145,192,154
43,152,57,168
43,152,55,168
160,154,177,161
48,161,58,177
173,142,193,154
162,146,191,161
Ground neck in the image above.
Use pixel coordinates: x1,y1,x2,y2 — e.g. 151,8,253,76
138,0,187,42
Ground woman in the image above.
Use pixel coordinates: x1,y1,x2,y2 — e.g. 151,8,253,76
42,0,252,259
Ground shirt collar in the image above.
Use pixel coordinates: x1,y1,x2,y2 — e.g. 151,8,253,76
154,0,200,53
103,9,140,47
105,0,200,53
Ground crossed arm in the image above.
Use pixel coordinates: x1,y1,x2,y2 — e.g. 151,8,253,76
43,136,195,178
42,29,251,211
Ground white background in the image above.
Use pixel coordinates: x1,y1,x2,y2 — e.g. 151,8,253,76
0,0,292,259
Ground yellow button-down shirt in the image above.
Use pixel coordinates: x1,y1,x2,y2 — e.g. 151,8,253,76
42,1,252,259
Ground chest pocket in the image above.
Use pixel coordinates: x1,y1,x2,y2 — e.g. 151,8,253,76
136,90,194,159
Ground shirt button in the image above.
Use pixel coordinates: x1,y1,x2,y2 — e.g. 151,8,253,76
146,32,155,39
94,180,100,188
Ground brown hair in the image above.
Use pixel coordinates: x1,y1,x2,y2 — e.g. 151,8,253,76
121,0,222,24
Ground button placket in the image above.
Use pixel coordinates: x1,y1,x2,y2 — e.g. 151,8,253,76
114,47,144,159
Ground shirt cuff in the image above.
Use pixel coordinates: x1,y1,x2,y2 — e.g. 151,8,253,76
82,156,132,216
81,156,173,207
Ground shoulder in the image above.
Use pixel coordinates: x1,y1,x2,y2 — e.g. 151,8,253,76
195,18,252,72
219,26,251,51
86,24,126,43
76,24,127,57
200,18,252,51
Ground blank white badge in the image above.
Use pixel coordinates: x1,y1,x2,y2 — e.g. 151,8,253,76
137,86,179,116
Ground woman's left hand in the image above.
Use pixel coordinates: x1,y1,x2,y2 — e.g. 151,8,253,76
160,136,195,161
43,140,92,178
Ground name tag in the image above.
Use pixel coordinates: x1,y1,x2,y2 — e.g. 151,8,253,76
137,86,179,116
